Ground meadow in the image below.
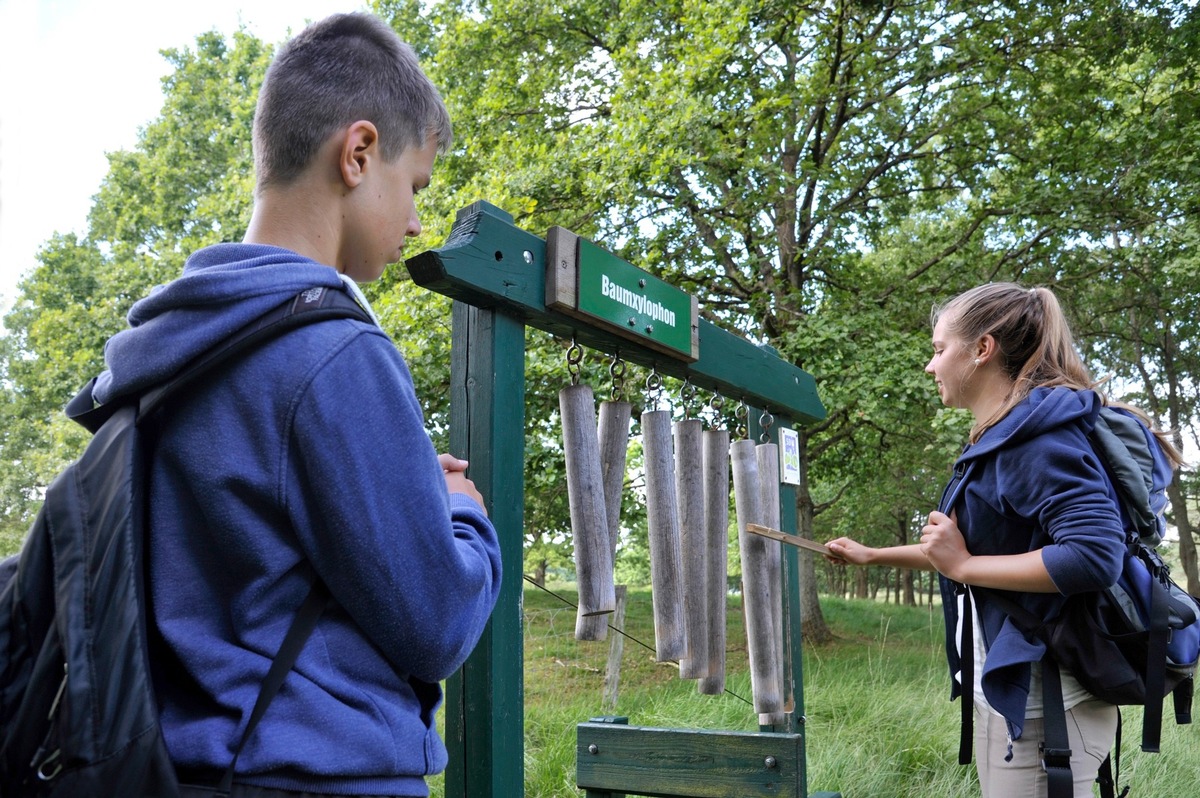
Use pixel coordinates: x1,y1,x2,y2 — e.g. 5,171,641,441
428,585,1200,797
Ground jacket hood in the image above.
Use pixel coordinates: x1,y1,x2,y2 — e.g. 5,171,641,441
958,386,1102,465
92,243,345,405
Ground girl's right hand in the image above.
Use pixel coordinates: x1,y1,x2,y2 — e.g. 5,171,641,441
825,537,873,566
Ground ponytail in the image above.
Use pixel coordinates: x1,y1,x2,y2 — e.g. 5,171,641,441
933,283,1182,467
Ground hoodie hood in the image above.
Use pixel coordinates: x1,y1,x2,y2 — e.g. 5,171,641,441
93,243,345,405
958,386,1103,465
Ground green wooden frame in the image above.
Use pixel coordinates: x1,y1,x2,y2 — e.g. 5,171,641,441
407,200,835,798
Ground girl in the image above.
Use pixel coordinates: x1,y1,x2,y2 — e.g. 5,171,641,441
827,282,1182,797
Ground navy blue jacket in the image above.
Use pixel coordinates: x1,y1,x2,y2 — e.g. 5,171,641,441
937,387,1127,741
93,243,502,795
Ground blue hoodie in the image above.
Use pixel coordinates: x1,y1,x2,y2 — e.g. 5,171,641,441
936,387,1127,743
94,243,502,796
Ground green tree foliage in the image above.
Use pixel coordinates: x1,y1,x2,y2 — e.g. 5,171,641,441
3,4,1197,619
0,31,276,547
371,0,1199,633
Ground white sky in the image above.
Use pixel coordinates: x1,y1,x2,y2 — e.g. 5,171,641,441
0,0,369,315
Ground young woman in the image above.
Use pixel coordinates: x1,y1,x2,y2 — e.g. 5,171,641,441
827,282,1183,798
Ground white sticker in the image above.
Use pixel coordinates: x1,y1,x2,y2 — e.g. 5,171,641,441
779,426,801,485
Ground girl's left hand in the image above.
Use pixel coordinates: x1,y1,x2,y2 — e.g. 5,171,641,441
919,510,970,580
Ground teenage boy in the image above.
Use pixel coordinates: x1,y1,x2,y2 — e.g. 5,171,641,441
90,13,501,797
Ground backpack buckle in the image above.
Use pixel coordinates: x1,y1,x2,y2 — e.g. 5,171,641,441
1039,743,1072,771
35,748,63,781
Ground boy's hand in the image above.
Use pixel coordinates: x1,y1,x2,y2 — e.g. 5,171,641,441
439,453,488,515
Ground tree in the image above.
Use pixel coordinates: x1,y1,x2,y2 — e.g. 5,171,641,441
0,31,277,551
378,0,1200,641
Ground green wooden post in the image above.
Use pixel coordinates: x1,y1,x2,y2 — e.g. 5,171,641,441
409,200,832,798
443,301,527,797
746,408,804,749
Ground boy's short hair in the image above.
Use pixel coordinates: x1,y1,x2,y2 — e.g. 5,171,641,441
253,12,453,188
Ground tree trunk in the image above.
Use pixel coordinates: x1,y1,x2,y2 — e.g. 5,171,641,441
796,432,832,643
893,515,914,606
1168,476,1198,595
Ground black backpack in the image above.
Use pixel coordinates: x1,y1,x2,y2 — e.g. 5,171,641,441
954,406,1200,798
0,286,371,797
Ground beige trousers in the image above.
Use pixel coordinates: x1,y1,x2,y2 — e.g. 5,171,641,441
974,698,1118,798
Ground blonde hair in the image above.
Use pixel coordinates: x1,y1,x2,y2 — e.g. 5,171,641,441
933,283,1183,466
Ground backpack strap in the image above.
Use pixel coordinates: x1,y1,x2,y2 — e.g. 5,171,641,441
217,579,330,795
1140,565,1170,752
1040,657,1074,798
966,589,1075,798
65,285,373,791
1095,712,1130,798
958,587,975,766
980,588,1135,797
67,286,373,434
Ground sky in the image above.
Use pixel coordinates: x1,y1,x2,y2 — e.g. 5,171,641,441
0,0,370,315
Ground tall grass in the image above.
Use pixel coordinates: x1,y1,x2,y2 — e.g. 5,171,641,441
428,586,1200,797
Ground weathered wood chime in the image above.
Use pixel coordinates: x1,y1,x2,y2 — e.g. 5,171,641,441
560,342,616,629
561,349,785,714
756,413,785,709
576,356,632,641
697,398,730,695
644,380,737,692
674,384,706,680
642,371,688,662
731,404,786,725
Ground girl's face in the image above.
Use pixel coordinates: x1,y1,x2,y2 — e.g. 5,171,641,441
925,314,977,409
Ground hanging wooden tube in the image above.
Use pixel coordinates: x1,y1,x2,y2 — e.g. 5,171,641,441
697,427,730,695
731,438,783,720
576,399,632,641
560,383,616,625
674,417,706,679
642,408,687,662
756,440,786,709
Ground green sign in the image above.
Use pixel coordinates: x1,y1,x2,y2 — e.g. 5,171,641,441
545,227,697,361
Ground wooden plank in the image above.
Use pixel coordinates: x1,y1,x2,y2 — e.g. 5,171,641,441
406,201,825,425
746,523,831,557
576,723,804,798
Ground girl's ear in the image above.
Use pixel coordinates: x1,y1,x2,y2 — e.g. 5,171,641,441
338,121,379,188
974,333,999,365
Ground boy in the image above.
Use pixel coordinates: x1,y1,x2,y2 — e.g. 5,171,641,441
90,13,501,797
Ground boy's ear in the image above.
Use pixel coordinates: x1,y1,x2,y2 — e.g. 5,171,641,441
338,121,379,188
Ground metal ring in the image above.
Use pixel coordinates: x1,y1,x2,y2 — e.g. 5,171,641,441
566,340,583,385
609,354,626,401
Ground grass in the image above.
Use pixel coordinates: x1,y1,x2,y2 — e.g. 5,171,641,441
427,585,1200,797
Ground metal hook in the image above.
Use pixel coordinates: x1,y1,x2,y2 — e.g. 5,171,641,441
646,368,663,409
736,399,749,440
566,338,584,386
609,352,626,401
679,378,695,419
759,409,774,444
